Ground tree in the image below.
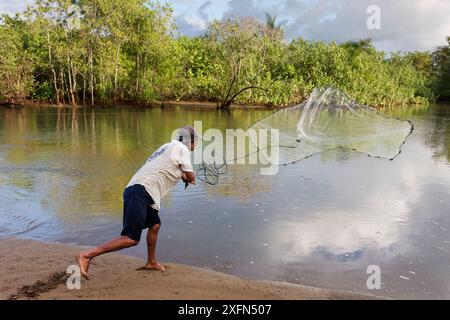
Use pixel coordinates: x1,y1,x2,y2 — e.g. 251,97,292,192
264,12,287,31
0,0,440,108
0,14,35,105
433,37,450,100
205,18,274,109
342,38,376,55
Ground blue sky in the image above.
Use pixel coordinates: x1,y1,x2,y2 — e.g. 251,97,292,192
2,0,449,52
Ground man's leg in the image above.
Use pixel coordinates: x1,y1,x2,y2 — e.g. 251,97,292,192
143,224,165,271
76,236,138,279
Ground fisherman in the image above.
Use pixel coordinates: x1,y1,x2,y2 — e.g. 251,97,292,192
76,125,198,279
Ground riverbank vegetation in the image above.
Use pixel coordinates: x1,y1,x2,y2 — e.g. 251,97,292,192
0,0,448,108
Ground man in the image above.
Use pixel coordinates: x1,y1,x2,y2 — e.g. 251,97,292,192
76,125,198,279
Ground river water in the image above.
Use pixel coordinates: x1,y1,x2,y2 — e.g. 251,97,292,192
0,103,449,299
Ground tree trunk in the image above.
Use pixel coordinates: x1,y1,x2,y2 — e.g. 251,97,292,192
136,53,140,103
67,54,76,106
114,45,120,104
70,58,77,106
219,85,268,110
89,46,94,107
60,70,66,104
135,23,141,103
47,31,60,105
83,76,86,106
62,70,69,104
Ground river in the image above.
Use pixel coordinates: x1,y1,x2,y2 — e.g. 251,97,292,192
0,103,449,299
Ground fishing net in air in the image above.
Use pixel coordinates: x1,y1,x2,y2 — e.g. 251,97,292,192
197,87,414,185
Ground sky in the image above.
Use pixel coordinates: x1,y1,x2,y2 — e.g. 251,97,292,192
1,0,449,52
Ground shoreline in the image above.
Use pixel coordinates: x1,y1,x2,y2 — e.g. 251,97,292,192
1,98,436,111
0,99,284,110
0,237,381,300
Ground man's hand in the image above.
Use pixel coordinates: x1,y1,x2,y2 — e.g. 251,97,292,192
182,171,196,189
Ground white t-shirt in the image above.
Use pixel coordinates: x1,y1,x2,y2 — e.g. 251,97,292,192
126,140,193,211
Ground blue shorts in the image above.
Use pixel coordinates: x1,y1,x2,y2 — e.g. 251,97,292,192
120,184,161,242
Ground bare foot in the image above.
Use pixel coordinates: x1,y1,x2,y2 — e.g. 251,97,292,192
75,253,91,280
137,262,166,271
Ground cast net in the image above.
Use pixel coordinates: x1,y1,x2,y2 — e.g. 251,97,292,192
197,87,414,185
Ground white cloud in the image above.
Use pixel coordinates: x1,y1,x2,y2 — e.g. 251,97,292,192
184,15,207,30
281,0,450,52
0,0,32,16
266,139,450,262
2,0,449,51
203,0,450,51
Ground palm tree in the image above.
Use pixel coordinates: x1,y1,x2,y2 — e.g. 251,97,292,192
264,12,286,30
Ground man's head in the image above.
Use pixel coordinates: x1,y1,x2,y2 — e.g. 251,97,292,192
176,125,198,151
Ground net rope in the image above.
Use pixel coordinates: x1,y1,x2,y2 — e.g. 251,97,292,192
196,87,414,185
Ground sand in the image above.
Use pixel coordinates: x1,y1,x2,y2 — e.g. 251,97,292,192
0,237,378,300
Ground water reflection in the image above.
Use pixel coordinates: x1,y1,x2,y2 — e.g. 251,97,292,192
0,104,449,299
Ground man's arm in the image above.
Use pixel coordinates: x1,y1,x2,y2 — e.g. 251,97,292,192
182,171,196,188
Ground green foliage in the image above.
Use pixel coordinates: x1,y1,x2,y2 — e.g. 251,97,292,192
433,37,450,100
0,14,36,103
0,0,446,107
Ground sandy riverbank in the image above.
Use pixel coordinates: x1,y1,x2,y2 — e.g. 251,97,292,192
0,237,379,300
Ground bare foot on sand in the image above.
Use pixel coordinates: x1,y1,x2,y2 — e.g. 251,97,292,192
76,253,91,279
137,262,166,271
